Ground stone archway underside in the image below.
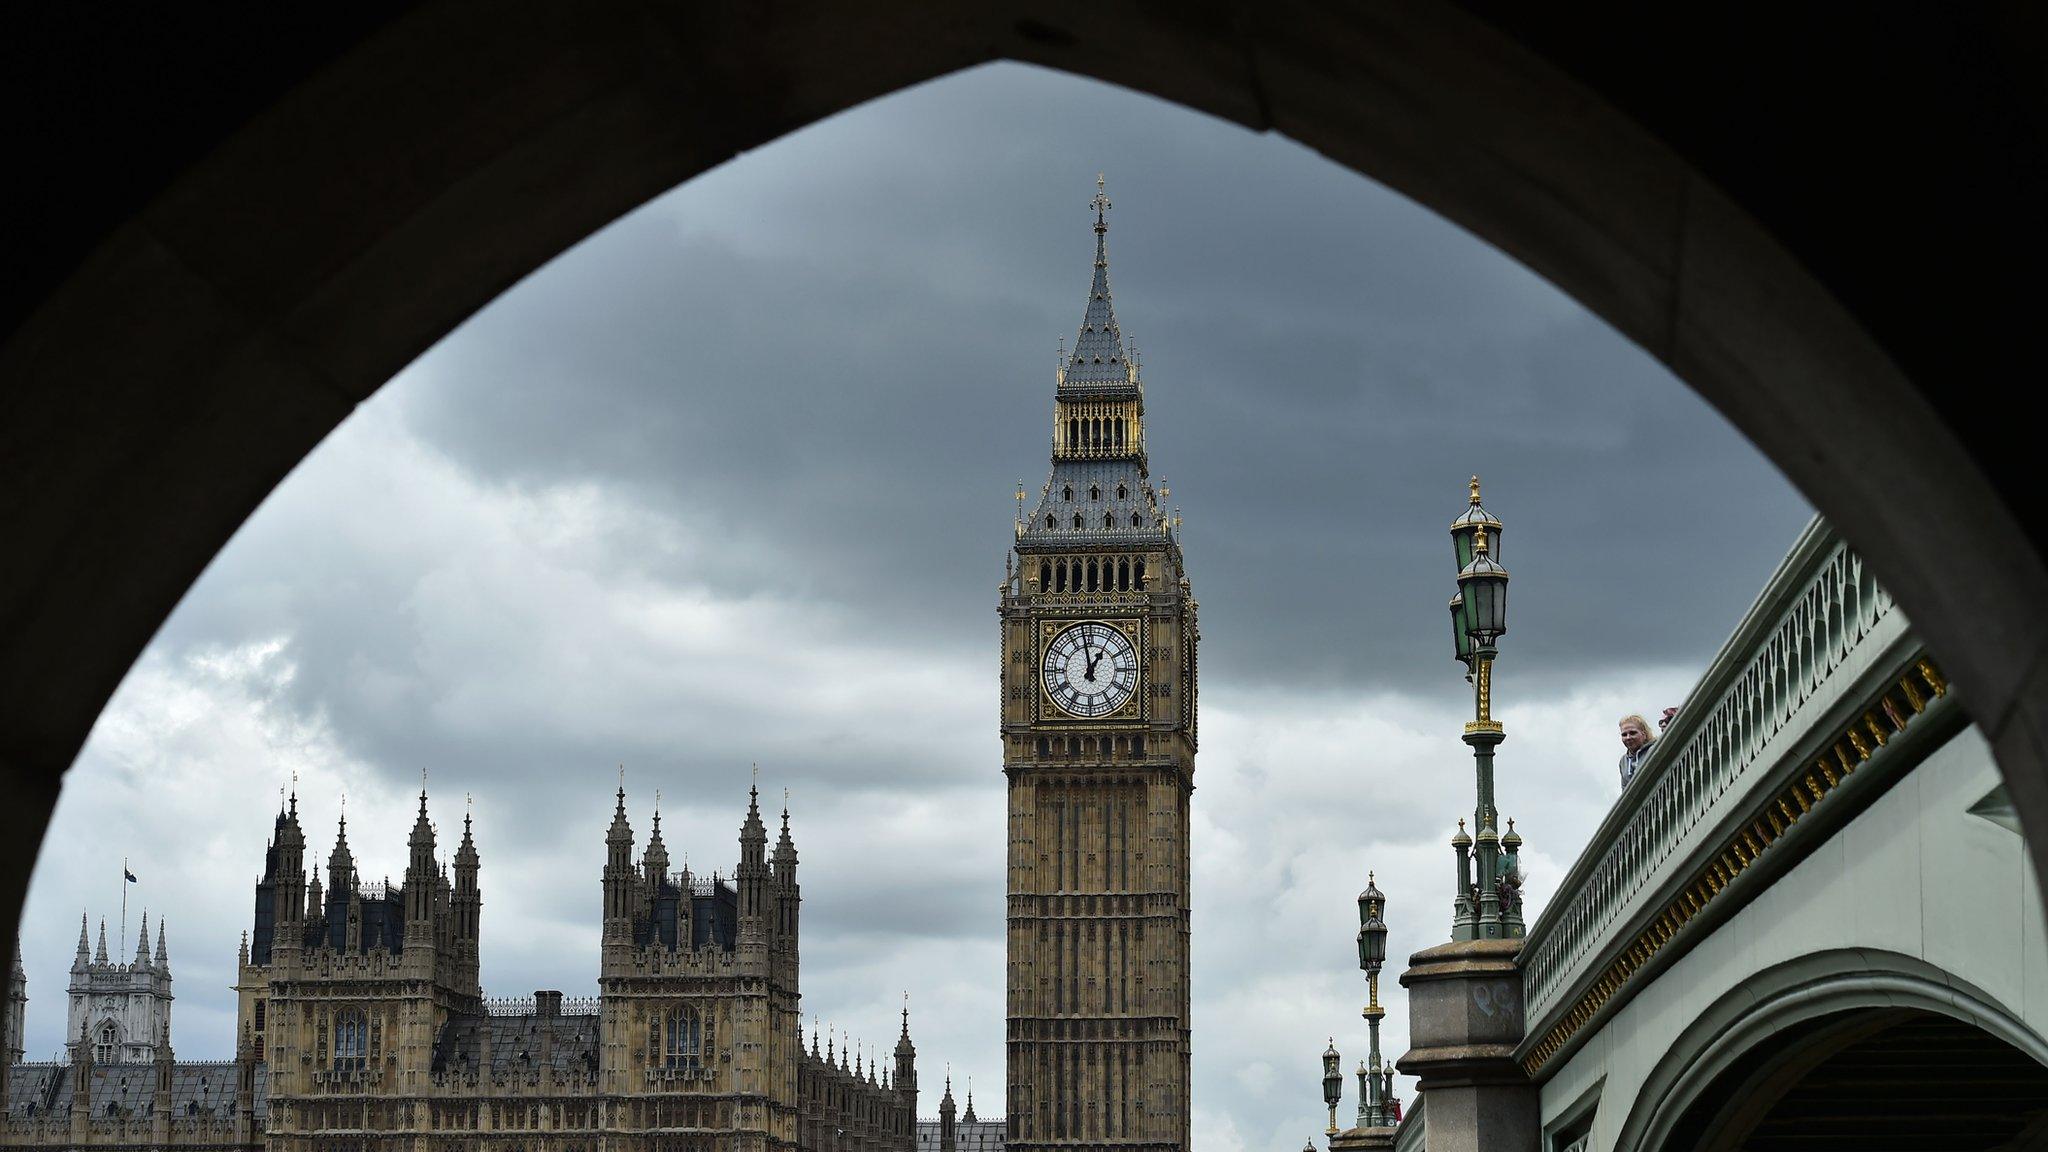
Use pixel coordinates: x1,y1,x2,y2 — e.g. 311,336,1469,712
1667,1011,2048,1152
4,4,2045,951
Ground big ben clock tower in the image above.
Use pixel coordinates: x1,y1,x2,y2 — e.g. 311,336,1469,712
1001,178,1195,1151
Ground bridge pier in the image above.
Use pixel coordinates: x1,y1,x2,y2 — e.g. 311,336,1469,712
1398,939,1538,1152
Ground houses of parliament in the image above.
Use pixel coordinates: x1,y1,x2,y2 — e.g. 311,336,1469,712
2,784,948,1152
2,181,1194,1152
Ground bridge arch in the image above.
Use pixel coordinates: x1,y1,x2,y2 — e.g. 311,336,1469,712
3,6,2045,940
1619,949,2048,1152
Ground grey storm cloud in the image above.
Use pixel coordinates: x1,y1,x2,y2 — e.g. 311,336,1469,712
23,62,1810,1150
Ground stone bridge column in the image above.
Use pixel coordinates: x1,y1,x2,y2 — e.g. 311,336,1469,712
1397,939,1536,1152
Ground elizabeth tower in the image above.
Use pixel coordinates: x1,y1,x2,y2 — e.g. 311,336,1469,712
1001,180,1195,1151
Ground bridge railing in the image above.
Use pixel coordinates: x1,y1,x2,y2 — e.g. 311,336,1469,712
1518,519,1915,1061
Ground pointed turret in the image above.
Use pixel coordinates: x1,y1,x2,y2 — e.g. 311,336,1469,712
939,1071,958,1152
643,804,669,888
894,994,918,1115
328,811,356,899
134,910,152,969
774,800,798,875
73,912,90,972
454,800,482,951
602,782,636,943
406,788,438,936
738,780,769,943
268,788,308,955
95,919,108,964
964,1079,979,1123
7,937,27,1065
154,918,168,967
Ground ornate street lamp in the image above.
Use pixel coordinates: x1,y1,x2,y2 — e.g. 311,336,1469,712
1356,873,1390,1129
1449,478,1526,941
1322,1038,1343,1136
1447,591,1475,672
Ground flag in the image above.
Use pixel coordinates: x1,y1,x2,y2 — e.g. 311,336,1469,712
124,869,137,883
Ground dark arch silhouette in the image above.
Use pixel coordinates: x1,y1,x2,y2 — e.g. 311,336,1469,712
2,5,2044,955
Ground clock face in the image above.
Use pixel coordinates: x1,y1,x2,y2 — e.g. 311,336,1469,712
1042,621,1139,718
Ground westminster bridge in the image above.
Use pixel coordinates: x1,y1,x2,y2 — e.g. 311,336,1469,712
1392,521,2048,1152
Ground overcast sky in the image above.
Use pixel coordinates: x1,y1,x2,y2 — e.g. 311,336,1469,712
20,63,1810,1148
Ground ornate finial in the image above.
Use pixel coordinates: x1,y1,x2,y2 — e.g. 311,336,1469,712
1092,174,1111,234
1470,475,1482,505
1474,524,1489,555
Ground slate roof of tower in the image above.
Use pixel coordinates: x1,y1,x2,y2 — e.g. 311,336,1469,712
1060,185,1136,396
1019,460,1167,551
3,1061,268,1121
633,876,739,952
430,1014,602,1076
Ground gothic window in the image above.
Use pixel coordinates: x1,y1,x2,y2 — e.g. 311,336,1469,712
1072,514,1084,529
1117,484,1127,500
333,1009,367,1072
1055,561,1067,593
1134,559,1146,589
1131,513,1142,528
94,1022,119,1064
1046,515,1055,528
1089,485,1100,501
1132,736,1145,756
1118,560,1130,590
1038,562,1051,592
1063,485,1073,502
662,1006,702,1070
1087,560,1099,591
253,1000,266,1032
1116,419,1126,448
1103,512,1115,528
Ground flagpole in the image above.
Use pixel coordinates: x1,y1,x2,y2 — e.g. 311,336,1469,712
121,856,128,951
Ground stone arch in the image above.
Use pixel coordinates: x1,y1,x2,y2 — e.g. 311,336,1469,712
1617,949,2048,1152
2,6,2045,943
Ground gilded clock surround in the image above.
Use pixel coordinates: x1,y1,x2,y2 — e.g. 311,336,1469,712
1038,619,1144,722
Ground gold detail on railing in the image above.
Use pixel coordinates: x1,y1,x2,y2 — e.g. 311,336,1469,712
1518,655,1948,1077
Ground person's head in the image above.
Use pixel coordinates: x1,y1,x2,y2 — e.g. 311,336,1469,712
1619,715,1653,752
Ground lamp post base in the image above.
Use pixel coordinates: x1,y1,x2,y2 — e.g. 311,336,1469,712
1330,1125,1399,1150
1396,939,1537,1152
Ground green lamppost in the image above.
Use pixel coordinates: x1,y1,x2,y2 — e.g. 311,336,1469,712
1448,478,1525,941
1355,873,1391,1128
1322,1038,1343,1136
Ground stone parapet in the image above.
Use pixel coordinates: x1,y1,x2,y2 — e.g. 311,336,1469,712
1397,939,1535,1152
